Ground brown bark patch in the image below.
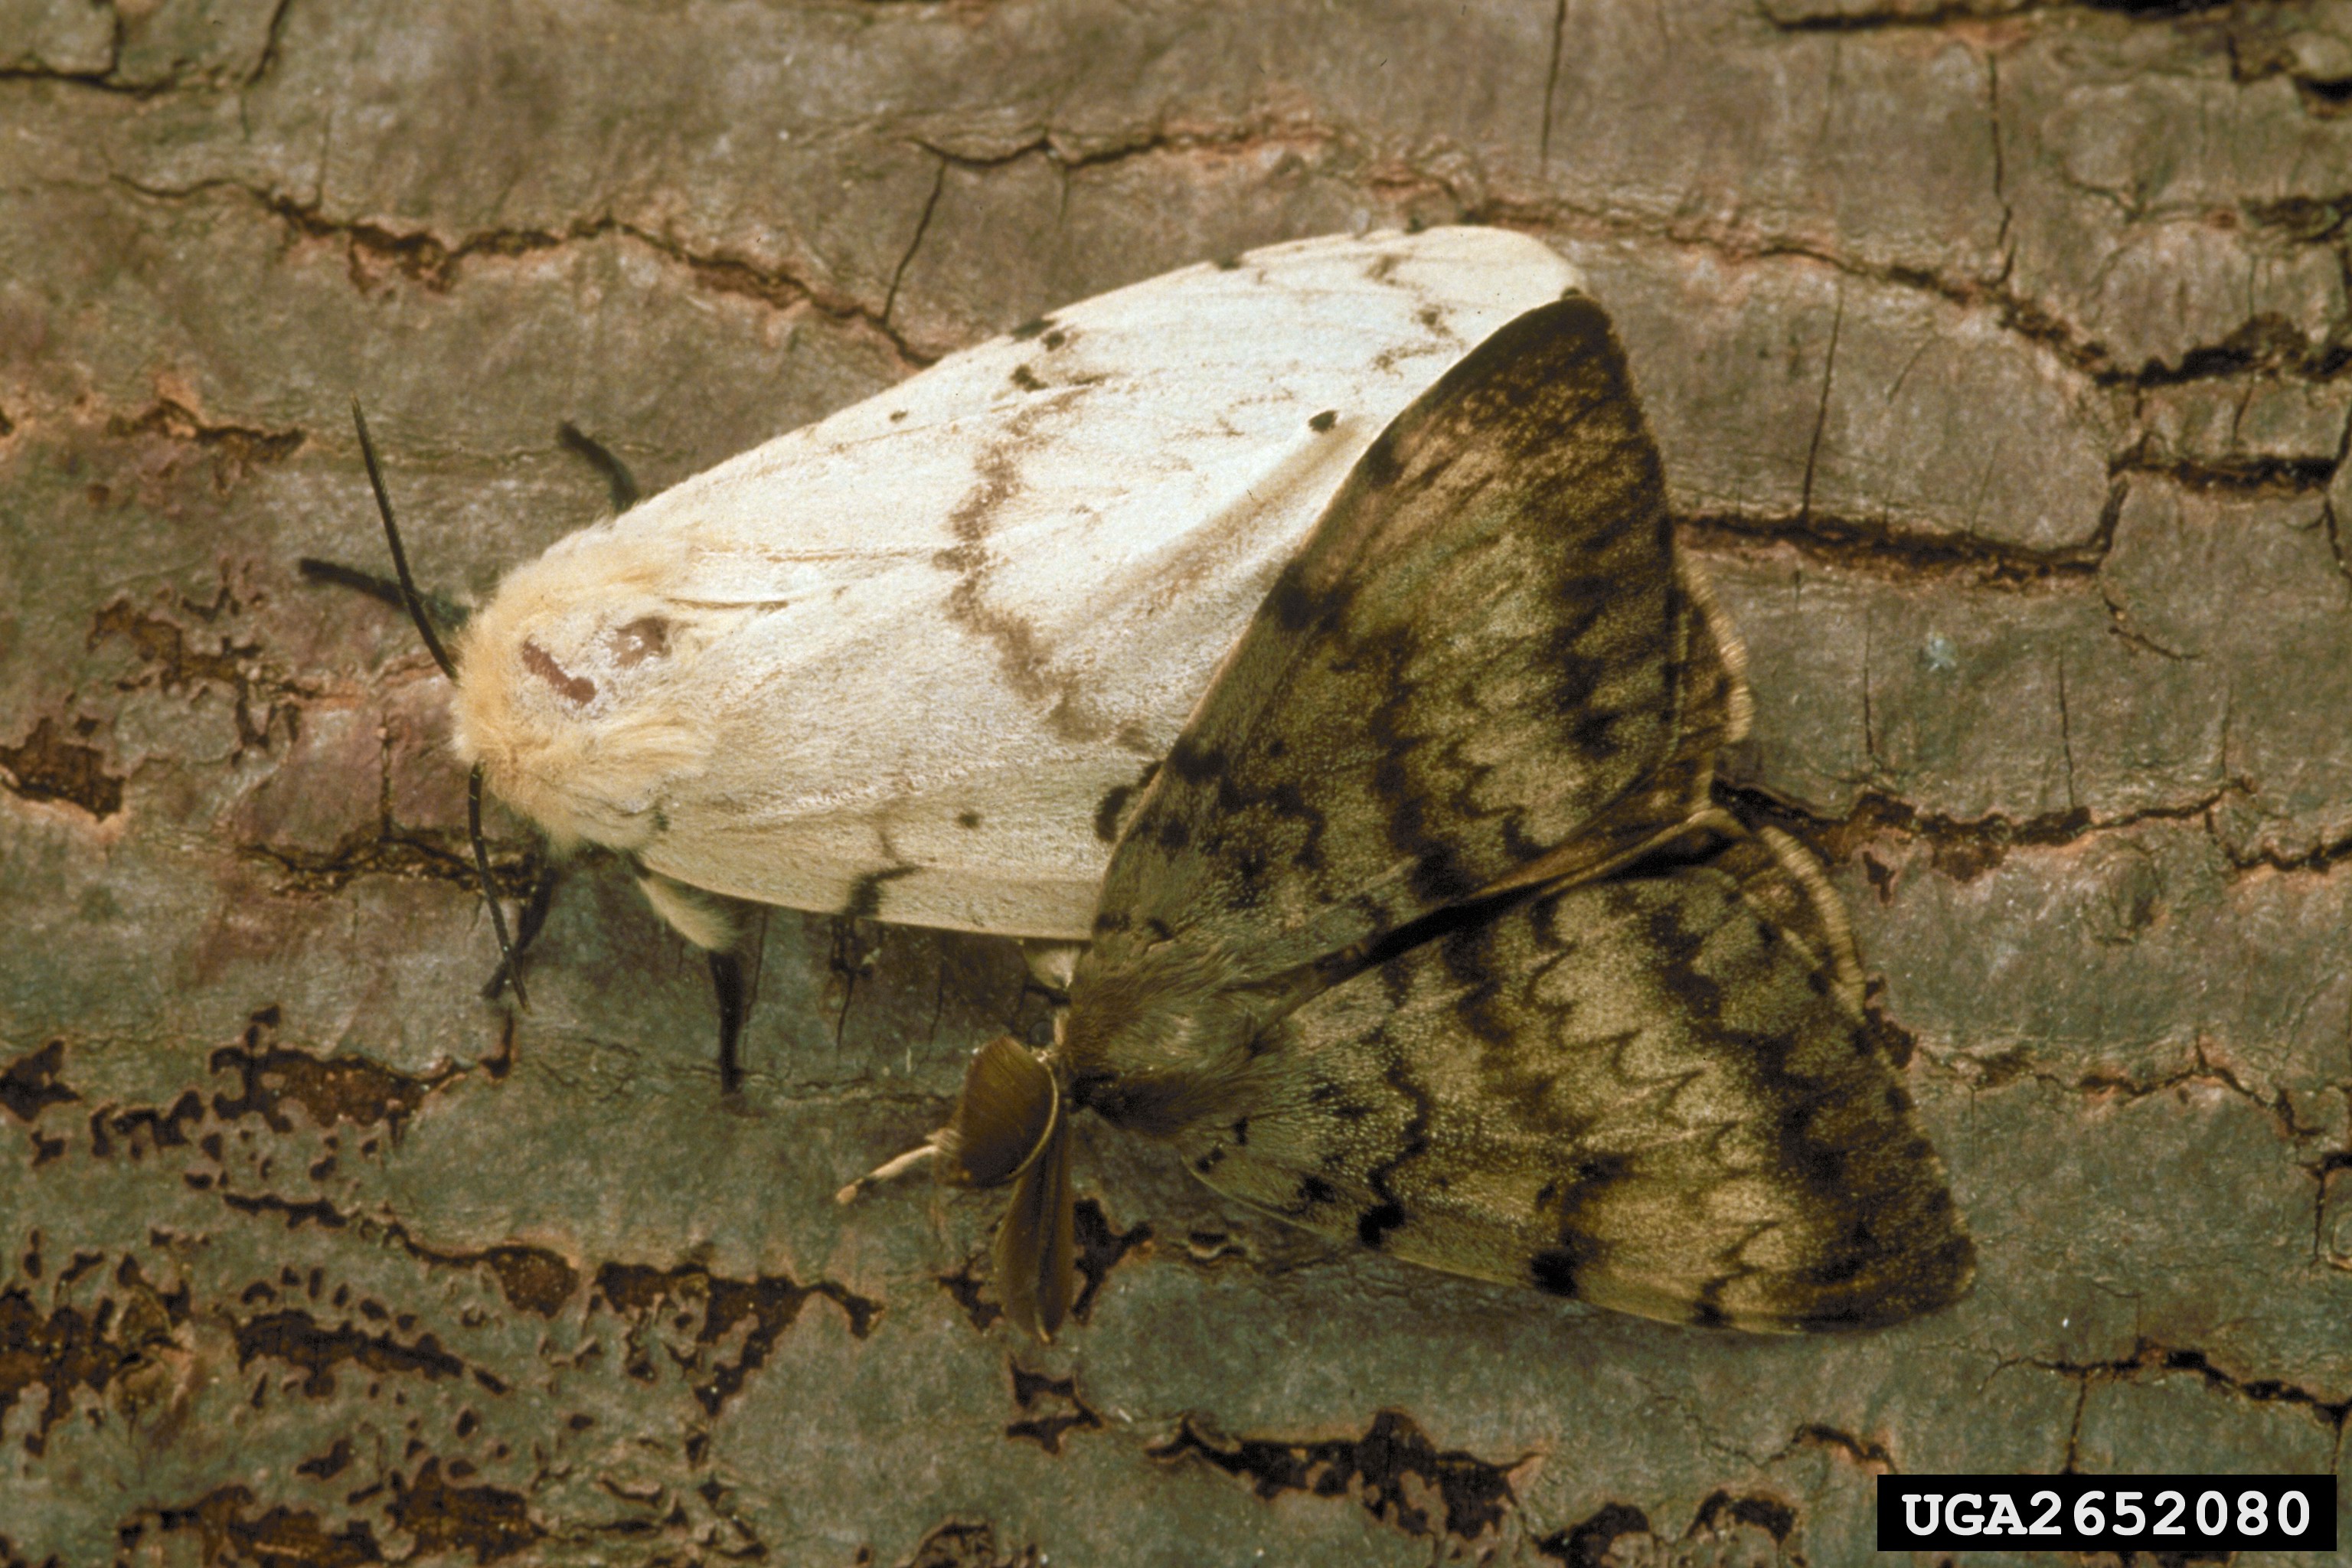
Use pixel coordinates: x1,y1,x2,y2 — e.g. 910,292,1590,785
591,1261,880,1415
386,1459,543,1564
1151,1410,1520,1543
0,717,124,818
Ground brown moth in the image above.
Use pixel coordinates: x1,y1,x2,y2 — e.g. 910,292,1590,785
847,295,1975,1339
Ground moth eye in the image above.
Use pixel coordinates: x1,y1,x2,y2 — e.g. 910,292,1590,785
609,616,671,667
520,639,596,704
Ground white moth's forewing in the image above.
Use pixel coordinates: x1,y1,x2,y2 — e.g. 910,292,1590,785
454,227,1580,939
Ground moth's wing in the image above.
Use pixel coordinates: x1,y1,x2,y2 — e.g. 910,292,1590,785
1173,830,1972,1332
1080,296,1746,1003
451,228,1582,942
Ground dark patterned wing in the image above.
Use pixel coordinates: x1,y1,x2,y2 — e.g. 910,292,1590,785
1078,298,1746,1014
1171,828,1973,1331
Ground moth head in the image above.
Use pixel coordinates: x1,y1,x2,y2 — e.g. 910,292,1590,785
446,534,717,855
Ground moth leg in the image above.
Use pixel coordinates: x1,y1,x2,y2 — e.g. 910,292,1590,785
480,861,561,1001
834,1142,940,1204
710,912,773,1096
709,949,748,1095
635,871,766,1093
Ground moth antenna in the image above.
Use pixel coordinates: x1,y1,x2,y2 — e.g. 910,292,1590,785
298,558,474,635
296,557,407,612
469,763,529,1011
356,403,519,1007
835,1141,939,1205
351,398,459,681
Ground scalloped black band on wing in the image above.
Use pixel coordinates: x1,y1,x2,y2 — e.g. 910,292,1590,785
1170,828,1973,1334
1076,298,1737,1018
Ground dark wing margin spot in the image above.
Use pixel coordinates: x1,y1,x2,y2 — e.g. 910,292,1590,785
1356,1200,1406,1249
1165,736,1223,785
1093,789,1132,844
1093,761,1159,844
1308,410,1338,433
1529,1248,1585,1298
1011,317,1054,341
1262,560,1330,633
841,864,920,920
1354,426,1406,490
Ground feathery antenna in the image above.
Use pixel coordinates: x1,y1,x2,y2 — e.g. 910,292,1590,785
351,398,528,1008
351,399,458,681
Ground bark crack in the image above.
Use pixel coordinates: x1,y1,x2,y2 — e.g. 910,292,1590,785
1986,51,2011,264
106,175,936,369
245,0,297,90
1472,191,2341,390
1718,777,2236,880
2035,1340,2352,1436
883,155,947,327
2053,652,2078,812
1754,0,2228,33
1538,0,1567,167
1774,1422,1896,1471
1681,509,2108,588
1918,1035,2331,1146
97,139,2334,393
2324,407,2352,602
1798,286,1844,529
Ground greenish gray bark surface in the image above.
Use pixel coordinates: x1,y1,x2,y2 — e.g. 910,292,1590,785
1,0,2348,1563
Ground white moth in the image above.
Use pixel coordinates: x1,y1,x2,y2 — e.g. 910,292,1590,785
444,228,1581,964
